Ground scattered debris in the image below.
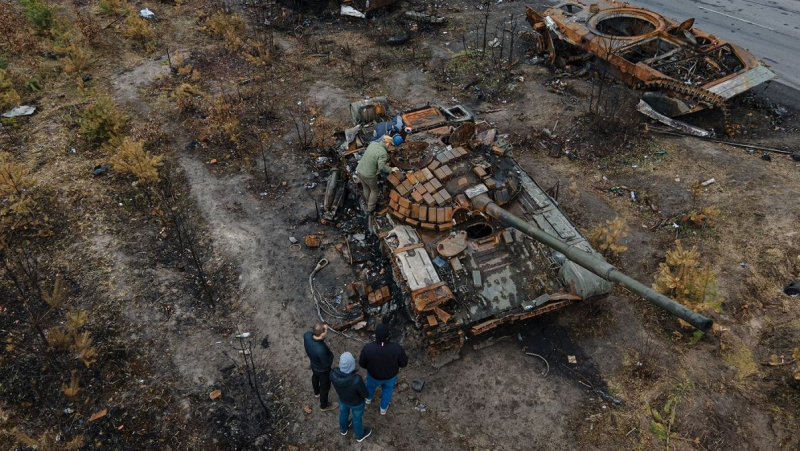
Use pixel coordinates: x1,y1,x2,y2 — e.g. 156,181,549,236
414,403,427,413
139,8,154,19
209,389,222,400
761,152,772,162
525,352,550,377
2,105,35,118
411,379,425,392
405,11,445,24
637,100,711,137
303,405,312,414
92,164,111,176
304,234,321,248
652,128,796,156
700,178,716,187
783,280,800,297
567,355,577,364
387,35,409,46
289,236,299,244
340,5,366,19
89,409,108,422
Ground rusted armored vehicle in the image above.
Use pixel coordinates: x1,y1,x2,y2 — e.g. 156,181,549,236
525,1,776,134
320,98,711,355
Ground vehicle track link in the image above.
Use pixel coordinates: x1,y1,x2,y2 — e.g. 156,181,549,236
644,78,735,136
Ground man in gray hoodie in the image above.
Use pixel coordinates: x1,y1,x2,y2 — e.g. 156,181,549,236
330,352,372,442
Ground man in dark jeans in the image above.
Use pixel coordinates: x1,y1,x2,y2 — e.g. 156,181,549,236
358,324,408,415
303,322,338,411
330,352,372,442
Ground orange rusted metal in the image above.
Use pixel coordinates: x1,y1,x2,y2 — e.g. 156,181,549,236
525,1,775,114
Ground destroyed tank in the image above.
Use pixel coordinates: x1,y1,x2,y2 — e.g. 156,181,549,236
321,98,711,355
525,1,776,135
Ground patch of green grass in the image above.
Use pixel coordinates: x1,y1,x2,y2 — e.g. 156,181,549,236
20,0,54,33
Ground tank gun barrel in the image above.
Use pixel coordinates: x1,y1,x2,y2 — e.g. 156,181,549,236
470,192,713,331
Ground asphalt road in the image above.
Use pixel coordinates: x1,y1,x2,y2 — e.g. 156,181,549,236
624,0,800,90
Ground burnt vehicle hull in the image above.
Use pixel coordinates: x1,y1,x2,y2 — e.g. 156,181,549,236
322,99,709,355
525,1,776,134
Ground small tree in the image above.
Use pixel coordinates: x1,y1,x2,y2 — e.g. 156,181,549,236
79,96,126,143
653,240,723,327
111,137,164,184
19,0,54,34
123,14,154,50
587,217,629,259
0,69,20,109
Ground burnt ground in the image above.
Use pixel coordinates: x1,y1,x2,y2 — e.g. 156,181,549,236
1,0,799,450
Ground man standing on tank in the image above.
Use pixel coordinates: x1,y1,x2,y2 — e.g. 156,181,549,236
355,134,402,216
358,324,408,415
303,322,338,412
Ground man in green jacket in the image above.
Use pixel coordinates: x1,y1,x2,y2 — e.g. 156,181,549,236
356,135,401,214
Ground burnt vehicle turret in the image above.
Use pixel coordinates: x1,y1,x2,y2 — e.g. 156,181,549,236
322,98,711,355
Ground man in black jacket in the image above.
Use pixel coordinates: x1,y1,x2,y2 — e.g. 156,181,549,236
303,322,337,411
330,352,372,442
358,324,408,415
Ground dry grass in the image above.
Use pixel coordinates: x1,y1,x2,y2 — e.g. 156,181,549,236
723,344,759,381
206,10,245,52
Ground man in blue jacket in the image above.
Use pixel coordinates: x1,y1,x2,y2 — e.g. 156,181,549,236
358,324,408,415
303,322,337,411
330,352,372,442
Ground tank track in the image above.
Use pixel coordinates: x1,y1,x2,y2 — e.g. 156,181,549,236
643,78,735,136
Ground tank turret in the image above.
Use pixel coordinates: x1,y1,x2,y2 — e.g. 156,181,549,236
467,185,712,331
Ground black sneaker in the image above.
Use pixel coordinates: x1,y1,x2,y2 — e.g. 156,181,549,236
357,427,372,443
340,419,353,436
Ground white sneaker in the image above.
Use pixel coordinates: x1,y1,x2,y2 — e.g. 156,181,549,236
365,398,372,405
380,405,389,415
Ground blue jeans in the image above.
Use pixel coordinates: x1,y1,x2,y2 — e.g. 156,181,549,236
339,400,365,439
366,373,397,410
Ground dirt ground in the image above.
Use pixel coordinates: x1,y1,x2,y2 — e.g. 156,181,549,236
1,0,799,449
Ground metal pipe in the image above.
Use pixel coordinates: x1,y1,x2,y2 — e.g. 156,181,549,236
479,198,712,331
